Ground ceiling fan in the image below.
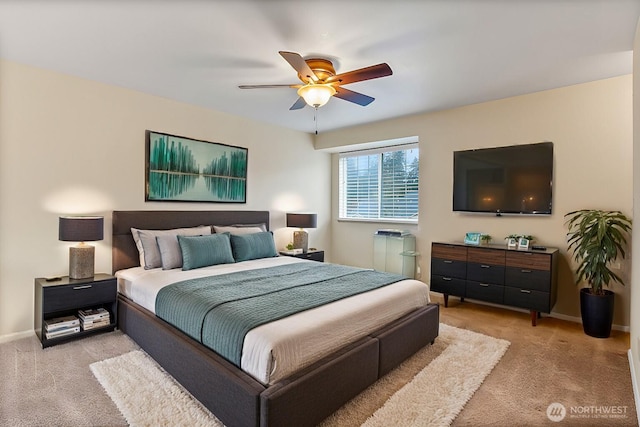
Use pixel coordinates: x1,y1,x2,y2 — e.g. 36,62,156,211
239,51,393,110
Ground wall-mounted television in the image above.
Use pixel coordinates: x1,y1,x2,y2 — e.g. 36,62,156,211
453,142,553,215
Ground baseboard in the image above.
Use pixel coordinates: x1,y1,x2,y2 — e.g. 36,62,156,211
627,350,640,426
549,312,630,333
0,329,35,344
447,297,631,332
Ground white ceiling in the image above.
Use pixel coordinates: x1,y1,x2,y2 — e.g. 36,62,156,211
0,1,638,134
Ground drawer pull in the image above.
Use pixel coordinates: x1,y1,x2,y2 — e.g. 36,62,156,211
520,289,531,294
521,269,532,273
443,260,453,264
479,283,490,287
442,277,452,281
480,264,490,269
73,285,93,290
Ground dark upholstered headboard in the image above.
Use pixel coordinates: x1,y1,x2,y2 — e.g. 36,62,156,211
112,210,270,274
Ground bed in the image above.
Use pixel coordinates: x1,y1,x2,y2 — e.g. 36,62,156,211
112,210,439,427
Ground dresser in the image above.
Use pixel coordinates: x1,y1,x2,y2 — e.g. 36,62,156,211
430,242,558,326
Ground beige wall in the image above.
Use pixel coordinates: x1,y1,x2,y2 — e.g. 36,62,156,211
318,75,633,327
0,59,331,339
629,16,640,414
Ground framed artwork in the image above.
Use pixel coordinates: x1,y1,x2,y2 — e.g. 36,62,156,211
145,130,247,203
518,237,530,250
464,232,481,246
507,238,518,249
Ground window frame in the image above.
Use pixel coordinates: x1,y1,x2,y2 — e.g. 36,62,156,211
338,143,419,224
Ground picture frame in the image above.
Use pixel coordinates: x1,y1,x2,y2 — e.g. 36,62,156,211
464,232,481,246
518,237,530,250
145,130,248,203
507,238,518,249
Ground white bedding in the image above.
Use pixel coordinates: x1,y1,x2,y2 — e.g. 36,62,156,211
116,256,430,385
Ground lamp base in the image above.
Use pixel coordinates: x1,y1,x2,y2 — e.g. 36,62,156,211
69,244,95,279
293,230,309,253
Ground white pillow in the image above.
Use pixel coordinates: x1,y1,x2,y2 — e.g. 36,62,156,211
156,234,184,270
213,225,265,235
131,226,211,269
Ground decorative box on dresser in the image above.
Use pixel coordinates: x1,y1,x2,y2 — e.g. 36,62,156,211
430,242,558,326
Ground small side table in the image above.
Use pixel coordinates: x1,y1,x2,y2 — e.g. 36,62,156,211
34,273,117,348
279,249,325,262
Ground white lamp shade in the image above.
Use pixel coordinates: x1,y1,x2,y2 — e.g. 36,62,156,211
297,84,336,108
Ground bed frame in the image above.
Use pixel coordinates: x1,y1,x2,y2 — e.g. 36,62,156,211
112,210,439,427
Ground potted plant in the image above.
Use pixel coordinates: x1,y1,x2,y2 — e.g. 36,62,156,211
565,209,632,338
480,234,492,245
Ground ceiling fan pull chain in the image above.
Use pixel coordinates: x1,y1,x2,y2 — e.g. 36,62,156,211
314,107,319,135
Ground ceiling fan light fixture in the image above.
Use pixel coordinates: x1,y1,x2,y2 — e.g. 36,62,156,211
297,84,336,108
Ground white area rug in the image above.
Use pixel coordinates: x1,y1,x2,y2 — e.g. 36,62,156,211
91,324,509,426
90,350,222,427
363,324,510,426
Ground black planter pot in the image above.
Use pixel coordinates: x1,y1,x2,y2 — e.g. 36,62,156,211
580,288,615,338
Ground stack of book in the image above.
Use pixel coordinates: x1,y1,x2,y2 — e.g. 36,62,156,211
78,308,110,330
44,315,80,339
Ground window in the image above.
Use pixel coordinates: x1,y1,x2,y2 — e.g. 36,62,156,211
339,144,419,222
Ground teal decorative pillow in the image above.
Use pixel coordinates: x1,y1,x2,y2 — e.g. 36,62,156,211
178,233,235,271
230,231,278,262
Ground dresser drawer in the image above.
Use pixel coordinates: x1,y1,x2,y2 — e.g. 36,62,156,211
42,279,116,313
467,262,505,285
431,243,467,261
504,287,550,312
430,275,466,297
506,251,550,270
466,281,504,304
468,248,505,265
505,267,550,292
431,258,467,279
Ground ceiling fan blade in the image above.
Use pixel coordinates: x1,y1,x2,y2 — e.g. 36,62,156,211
279,51,319,83
289,97,307,110
326,63,392,85
239,84,300,89
334,87,375,106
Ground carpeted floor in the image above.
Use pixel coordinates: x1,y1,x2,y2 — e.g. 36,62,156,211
1,298,636,426
436,295,637,426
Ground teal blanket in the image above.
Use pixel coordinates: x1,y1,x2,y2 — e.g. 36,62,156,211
155,263,405,366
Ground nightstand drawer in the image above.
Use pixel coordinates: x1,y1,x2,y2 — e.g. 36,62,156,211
43,279,116,313
297,251,324,262
279,250,324,262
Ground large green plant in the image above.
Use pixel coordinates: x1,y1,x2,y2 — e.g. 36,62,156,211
565,209,632,295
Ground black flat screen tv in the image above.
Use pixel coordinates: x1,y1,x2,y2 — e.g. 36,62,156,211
453,142,553,215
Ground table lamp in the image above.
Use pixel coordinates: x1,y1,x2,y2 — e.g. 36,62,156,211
59,216,104,279
286,213,317,253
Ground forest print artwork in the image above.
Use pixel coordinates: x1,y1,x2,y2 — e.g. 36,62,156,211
145,131,247,203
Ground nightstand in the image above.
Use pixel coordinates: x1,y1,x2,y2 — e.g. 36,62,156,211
279,249,325,262
34,273,117,348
